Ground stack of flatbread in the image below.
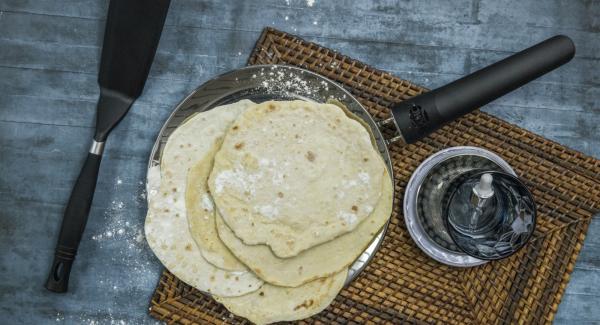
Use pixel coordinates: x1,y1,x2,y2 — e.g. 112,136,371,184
145,100,393,324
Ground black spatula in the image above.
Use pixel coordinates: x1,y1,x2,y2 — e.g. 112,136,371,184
45,0,171,293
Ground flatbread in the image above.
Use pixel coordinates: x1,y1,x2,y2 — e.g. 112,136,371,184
214,269,347,325
208,100,386,257
186,144,247,271
216,169,393,287
145,100,263,296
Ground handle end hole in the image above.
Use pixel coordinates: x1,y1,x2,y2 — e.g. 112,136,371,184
53,262,64,281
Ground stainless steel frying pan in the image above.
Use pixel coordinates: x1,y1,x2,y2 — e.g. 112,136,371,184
149,35,575,284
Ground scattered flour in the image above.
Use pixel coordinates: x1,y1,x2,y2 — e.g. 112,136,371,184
255,205,280,219
81,173,157,324
337,211,357,225
201,193,214,212
249,66,332,98
307,0,315,7
215,157,286,195
213,168,259,195
343,180,358,188
358,172,370,184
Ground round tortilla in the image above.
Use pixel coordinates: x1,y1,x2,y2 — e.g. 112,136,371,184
145,100,263,296
208,100,386,257
216,169,393,287
214,268,347,325
186,145,247,271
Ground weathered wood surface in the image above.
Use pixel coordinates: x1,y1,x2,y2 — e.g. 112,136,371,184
0,0,598,323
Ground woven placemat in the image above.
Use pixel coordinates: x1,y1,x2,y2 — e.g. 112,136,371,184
148,28,600,324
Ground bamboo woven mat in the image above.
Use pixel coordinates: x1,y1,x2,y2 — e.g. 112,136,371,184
148,28,600,324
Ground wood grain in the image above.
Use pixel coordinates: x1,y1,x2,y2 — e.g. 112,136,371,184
0,0,597,324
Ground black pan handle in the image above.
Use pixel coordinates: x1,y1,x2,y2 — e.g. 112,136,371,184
391,35,575,144
45,152,102,292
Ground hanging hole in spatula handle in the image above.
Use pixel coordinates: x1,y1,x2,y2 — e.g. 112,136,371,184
391,35,575,144
46,246,76,292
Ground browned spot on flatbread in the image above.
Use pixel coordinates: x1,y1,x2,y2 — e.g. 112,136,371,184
277,192,284,198
306,151,316,162
232,125,239,130
363,157,369,162
225,274,230,279
172,187,177,192
259,291,265,296
235,276,239,281
234,142,244,150
293,299,314,311
184,244,192,251
351,205,358,212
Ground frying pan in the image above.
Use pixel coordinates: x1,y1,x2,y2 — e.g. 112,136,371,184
149,35,574,284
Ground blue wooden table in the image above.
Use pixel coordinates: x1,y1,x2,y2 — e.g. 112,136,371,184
0,0,598,323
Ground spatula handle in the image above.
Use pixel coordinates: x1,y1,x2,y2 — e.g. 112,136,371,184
391,35,575,144
45,151,102,292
